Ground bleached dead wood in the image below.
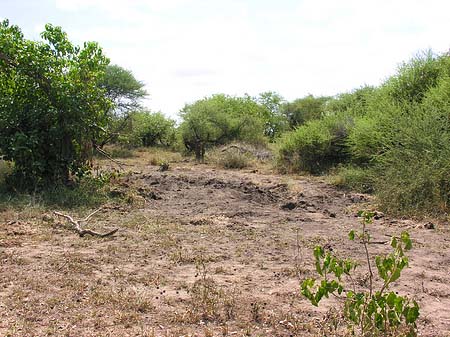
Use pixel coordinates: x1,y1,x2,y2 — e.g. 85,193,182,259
53,208,118,238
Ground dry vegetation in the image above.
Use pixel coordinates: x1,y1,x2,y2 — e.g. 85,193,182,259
1,149,450,336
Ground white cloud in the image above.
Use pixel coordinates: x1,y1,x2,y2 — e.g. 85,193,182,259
26,0,450,116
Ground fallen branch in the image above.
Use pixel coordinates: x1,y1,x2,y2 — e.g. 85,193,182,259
221,144,251,154
94,145,131,170
53,209,119,238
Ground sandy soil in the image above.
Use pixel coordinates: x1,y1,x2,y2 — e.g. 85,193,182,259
1,155,449,336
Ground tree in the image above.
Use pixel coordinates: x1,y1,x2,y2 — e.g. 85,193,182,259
256,91,288,140
119,110,176,147
0,20,110,186
179,94,266,160
98,64,147,146
282,95,331,128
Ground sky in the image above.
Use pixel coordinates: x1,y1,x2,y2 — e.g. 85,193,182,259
2,0,450,119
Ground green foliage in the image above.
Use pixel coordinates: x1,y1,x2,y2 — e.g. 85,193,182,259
330,165,375,193
207,148,252,169
0,160,13,183
0,174,112,210
276,50,450,216
385,50,442,104
364,55,450,215
302,212,419,336
118,111,176,148
256,91,289,139
108,146,135,159
282,94,330,128
179,94,267,160
373,105,450,215
346,115,383,164
100,64,147,114
98,64,147,146
0,20,110,187
326,86,376,117
277,115,352,173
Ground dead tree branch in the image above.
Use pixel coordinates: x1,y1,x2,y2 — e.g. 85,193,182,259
53,209,118,238
94,145,131,170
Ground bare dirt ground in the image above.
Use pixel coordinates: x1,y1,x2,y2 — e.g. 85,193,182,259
1,151,450,336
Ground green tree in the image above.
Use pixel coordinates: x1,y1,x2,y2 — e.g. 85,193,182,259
256,91,288,140
0,20,110,186
119,110,176,147
179,94,266,160
282,94,331,128
98,64,147,146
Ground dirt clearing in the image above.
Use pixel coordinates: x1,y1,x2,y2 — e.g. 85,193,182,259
1,155,449,336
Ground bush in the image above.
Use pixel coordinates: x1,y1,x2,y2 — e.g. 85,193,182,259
385,50,442,104
282,94,331,128
373,104,450,215
179,94,267,160
109,146,135,159
277,50,450,216
0,20,110,187
0,174,112,210
0,160,13,185
118,111,176,148
302,212,419,336
208,149,251,169
277,115,352,174
330,165,375,193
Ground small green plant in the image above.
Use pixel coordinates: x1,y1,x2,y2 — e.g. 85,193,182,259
301,211,419,336
187,256,223,322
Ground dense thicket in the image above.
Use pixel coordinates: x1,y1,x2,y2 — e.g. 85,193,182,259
179,94,277,160
2,19,448,216
277,51,450,215
118,111,176,148
0,20,110,186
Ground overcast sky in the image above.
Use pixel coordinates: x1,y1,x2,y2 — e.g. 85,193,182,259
2,0,450,118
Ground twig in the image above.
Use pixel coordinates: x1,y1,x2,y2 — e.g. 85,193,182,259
94,145,130,170
362,221,373,298
368,240,388,245
53,209,118,238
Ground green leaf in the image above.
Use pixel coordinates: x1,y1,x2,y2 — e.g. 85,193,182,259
390,268,402,283
386,292,397,308
404,301,420,324
348,230,355,241
391,236,398,248
401,232,413,250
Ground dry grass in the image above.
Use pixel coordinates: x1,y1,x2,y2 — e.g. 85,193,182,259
0,148,449,336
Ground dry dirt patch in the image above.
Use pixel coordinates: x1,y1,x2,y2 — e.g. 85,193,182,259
1,159,450,336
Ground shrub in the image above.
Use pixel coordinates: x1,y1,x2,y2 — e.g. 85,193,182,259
325,86,375,117
330,165,375,193
210,150,251,169
277,115,352,174
302,212,419,336
0,174,112,210
373,106,450,215
282,94,331,128
0,20,110,187
118,111,176,148
385,50,442,104
109,146,135,159
179,94,267,160
0,160,13,185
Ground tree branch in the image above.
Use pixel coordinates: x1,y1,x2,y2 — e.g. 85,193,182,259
53,209,118,238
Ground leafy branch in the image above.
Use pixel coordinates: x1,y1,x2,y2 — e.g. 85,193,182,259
301,211,419,336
